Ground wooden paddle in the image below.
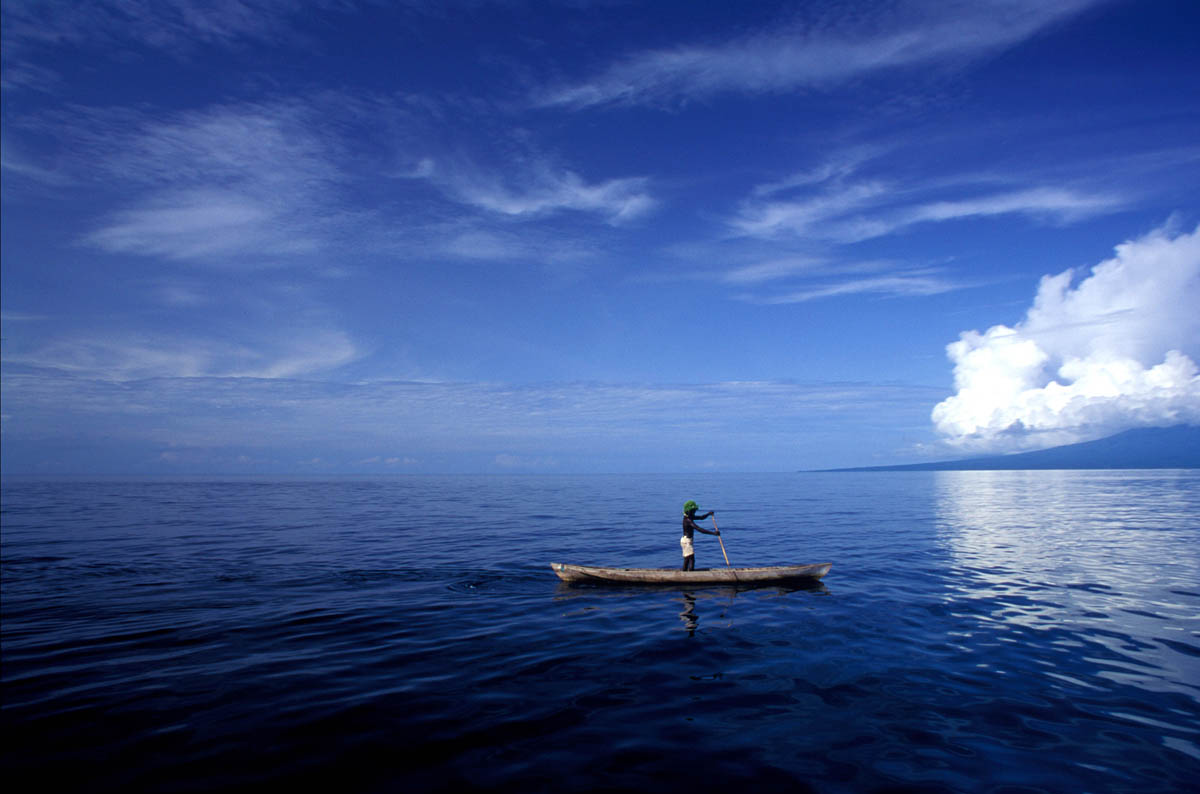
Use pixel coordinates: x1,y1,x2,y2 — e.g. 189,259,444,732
711,515,731,568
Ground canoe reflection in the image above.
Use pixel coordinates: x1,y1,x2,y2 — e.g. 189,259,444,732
680,592,699,635
553,580,829,599
553,579,830,633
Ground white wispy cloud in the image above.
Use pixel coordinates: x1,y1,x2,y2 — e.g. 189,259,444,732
0,140,74,186
750,145,888,199
2,0,314,57
700,142,1124,303
153,282,211,307
0,58,60,92
0,97,376,265
72,101,346,264
0,311,49,323
10,92,653,265
434,226,603,272
755,270,963,304
713,254,964,303
409,155,655,224
733,179,1120,243
720,257,826,285
732,180,891,241
10,327,359,381
901,187,1119,227
5,276,362,381
538,0,1102,108
101,101,338,186
86,188,321,261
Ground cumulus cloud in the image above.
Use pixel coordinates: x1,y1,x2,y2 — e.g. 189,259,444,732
933,222,1200,451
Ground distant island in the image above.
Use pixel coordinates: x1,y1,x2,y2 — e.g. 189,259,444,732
820,425,1200,472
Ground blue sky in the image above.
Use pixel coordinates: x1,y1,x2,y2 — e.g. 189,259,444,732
2,0,1198,474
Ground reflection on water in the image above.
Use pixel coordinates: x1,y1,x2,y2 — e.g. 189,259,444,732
5,474,1196,793
935,470,1200,593
679,593,698,635
553,581,830,636
933,470,1200,700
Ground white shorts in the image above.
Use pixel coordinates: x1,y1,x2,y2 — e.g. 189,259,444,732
680,535,694,557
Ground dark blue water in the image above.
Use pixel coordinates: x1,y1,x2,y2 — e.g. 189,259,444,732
3,472,1198,792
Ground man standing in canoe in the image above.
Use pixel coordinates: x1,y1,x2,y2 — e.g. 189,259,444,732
681,500,719,571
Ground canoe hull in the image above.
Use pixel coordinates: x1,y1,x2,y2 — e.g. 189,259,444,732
550,562,832,585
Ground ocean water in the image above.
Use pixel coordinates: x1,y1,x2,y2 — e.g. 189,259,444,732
2,471,1198,793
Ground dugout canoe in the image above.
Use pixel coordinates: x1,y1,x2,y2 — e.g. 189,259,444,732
550,562,832,585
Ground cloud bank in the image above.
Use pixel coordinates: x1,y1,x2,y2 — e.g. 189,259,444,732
933,222,1200,451
1,373,941,473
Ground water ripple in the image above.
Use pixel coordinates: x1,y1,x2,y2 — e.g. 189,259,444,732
2,472,1198,792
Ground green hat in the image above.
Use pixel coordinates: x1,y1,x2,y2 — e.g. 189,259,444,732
683,500,698,515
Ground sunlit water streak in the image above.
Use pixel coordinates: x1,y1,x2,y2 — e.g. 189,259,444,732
2,472,1197,792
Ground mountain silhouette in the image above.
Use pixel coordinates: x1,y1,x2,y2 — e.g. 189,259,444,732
824,425,1200,471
